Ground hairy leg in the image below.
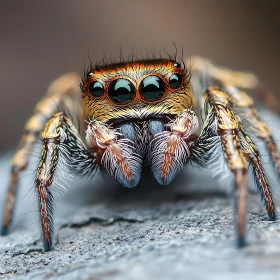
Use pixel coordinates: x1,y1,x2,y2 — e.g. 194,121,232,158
189,56,280,115
189,56,259,90
35,112,95,251
238,124,276,220
224,85,280,176
1,73,81,234
193,88,276,247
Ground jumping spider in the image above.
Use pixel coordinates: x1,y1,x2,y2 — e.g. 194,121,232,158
2,55,280,251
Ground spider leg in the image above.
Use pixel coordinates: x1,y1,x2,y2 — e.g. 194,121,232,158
190,56,280,115
190,56,259,90
238,123,276,220
1,73,81,235
194,88,249,247
36,112,95,251
224,86,280,177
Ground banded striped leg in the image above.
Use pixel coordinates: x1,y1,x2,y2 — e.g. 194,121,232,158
194,88,258,247
1,73,81,235
189,56,259,90
211,99,247,247
238,125,277,220
224,86,280,176
36,113,95,251
189,56,280,115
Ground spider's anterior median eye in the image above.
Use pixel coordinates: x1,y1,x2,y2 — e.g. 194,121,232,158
169,73,182,89
108,78,136,105
88,81,104,97
140,76,165,102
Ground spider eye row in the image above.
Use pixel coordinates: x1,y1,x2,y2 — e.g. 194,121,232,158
88,73,183,105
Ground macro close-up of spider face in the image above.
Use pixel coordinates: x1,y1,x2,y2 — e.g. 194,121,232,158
2,55,280,253
82,59,193,188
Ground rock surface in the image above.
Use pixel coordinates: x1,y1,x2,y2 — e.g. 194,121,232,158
0,110,280,280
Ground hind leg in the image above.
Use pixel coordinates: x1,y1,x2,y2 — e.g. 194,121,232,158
224,85,280,176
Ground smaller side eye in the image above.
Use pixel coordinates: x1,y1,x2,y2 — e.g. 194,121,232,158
169,73,182,89
88,81,104,97
173,62,181,68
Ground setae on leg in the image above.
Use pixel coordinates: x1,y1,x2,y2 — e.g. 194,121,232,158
35,112,95,251
193,88,277,247
224,85,280,177
238,124,276,220
1,73,81,235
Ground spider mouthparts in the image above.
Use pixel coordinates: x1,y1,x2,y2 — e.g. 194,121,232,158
118,119,166,139
148,120,165,136
118,122,137,141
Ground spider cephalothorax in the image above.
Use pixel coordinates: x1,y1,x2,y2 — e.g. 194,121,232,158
2,56,280,251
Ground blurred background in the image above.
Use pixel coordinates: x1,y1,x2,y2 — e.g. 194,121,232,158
0,0,279,152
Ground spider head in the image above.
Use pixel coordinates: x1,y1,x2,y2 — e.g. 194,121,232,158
81,59,197,187
81,59,193,127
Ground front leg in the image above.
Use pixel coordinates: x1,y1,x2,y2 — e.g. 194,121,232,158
193,88,276,247
193,88,248,247
1,73,81,235
36,113,95,251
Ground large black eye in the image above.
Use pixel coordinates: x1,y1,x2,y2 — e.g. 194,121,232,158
169,73,182,89
89,81,104,97
108,78,136,105
140,76,165,102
